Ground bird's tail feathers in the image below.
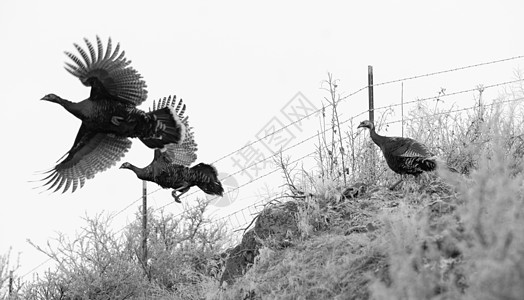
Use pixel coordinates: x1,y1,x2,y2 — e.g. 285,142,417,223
420,157,437,171
140,106,187,149
191,163,224,196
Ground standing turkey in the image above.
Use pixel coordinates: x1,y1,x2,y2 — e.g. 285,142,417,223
358,120,437,190
120,96,224,203
39,36,186,193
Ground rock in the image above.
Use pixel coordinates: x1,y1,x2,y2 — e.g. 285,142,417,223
220,201,300,286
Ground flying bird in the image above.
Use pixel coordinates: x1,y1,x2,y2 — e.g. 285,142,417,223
120,96,224,203
358,120,440,190
39,36,186,193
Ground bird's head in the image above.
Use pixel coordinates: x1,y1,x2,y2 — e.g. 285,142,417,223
41,94,62,103
357,120,374,130
120,162,133,170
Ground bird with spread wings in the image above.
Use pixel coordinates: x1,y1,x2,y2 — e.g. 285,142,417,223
39,36,186,193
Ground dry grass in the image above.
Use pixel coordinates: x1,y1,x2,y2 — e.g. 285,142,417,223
216,234,386,300
211,78,524,299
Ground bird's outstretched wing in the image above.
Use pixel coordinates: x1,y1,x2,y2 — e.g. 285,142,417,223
64,36,147,106
150,95,198,166
161,129,197,165
40,125,132,193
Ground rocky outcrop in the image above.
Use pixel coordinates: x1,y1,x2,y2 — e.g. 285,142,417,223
219,182,374,286
220,201,300,286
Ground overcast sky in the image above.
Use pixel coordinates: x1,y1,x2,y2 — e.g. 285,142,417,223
1,0,523,278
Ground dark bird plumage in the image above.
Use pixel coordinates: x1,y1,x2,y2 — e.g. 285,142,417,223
358,120,437,189
39,36,186,193
120,97,224,203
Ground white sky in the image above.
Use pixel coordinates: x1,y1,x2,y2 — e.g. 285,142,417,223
1,0,523,279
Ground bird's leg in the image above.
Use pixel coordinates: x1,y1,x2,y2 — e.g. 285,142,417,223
171,185,190,203
111,116,124,126
171,190,181,203
389,175,404,190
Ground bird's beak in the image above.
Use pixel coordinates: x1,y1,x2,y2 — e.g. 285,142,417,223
119,165,124,169
357,124,364,129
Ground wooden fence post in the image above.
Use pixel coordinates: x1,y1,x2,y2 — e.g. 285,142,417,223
368,66,374,124
368,66,376,181
142,180,149,280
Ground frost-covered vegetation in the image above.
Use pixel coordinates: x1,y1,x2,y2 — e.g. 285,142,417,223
215,77,524,300
3,76,524,299
2,198,230,299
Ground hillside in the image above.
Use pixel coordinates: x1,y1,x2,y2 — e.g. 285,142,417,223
211,80,524,299
216,147,524,299
213,83,524,299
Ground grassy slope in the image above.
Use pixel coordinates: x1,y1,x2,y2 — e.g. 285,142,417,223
213,89,524,299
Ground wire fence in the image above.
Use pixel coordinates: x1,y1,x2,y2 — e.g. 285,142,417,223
213,95,524,234
20,54,524,280
110,72,524,231
111,57,524,224
125,90,524,243
208,55,524,166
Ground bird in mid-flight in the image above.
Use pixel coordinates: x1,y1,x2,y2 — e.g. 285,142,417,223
39,36,186,193
120,96,224,203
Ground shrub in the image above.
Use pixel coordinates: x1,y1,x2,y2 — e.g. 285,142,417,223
20,199,228,300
